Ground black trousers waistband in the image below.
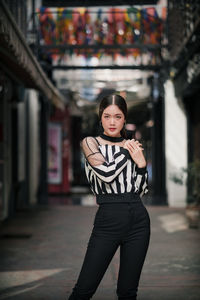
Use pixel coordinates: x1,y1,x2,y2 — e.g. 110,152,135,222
96,192,141,204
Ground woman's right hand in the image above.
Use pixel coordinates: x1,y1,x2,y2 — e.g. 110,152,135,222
123,139,131,151
123,139,143,151
123,139,146,168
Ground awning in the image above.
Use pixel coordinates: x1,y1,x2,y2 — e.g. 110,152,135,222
0,1,65,110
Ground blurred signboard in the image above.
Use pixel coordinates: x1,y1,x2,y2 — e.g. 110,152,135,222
48,122,62,184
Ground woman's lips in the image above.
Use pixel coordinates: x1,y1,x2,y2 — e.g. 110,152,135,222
109,128,116,131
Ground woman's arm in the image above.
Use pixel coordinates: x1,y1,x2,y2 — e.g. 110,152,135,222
123,139,146,168
81,137,130,183
123,139,148,197
134,165,149,197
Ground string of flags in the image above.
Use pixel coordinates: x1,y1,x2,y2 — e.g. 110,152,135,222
37,7,165,60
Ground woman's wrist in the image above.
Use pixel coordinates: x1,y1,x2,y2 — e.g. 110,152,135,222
137,162,147,168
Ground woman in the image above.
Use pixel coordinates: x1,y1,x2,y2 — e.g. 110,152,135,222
68,94,150,300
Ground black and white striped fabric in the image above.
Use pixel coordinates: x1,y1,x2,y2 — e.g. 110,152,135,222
81,136,148,203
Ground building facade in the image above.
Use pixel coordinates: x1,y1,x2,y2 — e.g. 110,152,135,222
0,0,65,220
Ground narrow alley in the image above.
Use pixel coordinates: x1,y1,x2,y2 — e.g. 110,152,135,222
0,1,200,299
0,198,199,300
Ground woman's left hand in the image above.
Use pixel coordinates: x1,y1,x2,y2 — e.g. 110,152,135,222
123,139,147,168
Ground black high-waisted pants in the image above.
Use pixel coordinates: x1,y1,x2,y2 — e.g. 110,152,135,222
68,198,150,300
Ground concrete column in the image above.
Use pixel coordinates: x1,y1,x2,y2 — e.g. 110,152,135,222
164,80,187,207
26,89,40,206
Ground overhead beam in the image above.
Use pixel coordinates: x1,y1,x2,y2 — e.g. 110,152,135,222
50,65,161,70
40,44,161,51
42,0,159,7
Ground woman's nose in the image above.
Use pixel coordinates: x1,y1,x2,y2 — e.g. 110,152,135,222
110,118,115,125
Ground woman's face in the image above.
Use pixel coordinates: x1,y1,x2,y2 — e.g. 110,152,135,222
101,105,125,137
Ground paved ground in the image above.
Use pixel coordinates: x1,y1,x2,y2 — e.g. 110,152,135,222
0,196,200,300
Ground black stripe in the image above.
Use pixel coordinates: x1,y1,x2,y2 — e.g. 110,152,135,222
93,137,100,146
122,167,127,193
110,186,114,193
131,163,135,192
111,145,115,156
107,145,116,193
115,177,121,193
105,144,109,162
91,175,95,192
87,167,92,181
96,178,102,194
95,177,99,194
139,175,145,194
109,182,115,193
101,181,107,194
114,147,122,193
111,145,117,193
140,172,148,195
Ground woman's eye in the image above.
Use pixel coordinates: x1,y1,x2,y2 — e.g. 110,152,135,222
116,116,121,119
104,116,109,119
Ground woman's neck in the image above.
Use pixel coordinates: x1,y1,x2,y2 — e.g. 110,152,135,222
100,133,124,142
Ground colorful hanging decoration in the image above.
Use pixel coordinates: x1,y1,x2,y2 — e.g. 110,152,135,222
37,6,164,61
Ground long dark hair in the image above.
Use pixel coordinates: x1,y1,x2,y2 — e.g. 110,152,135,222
99,94,127,138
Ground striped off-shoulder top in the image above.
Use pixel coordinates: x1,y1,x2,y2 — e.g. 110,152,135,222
81,133,148,204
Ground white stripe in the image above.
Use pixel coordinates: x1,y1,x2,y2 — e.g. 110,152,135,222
115,145,120,152
86,166,93,185
142,180,148,191
135,174,142,191
105,182,112,193
106,145,115,191
107,145,114,162
132,163,136,177
111,181,117,193
100,145,106,157
96,177,102,193
118,171,125,193
126,160,132,192
87,165,93,181
140,191,144,197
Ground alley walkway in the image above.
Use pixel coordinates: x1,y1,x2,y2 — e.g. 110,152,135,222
0,197,200,300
